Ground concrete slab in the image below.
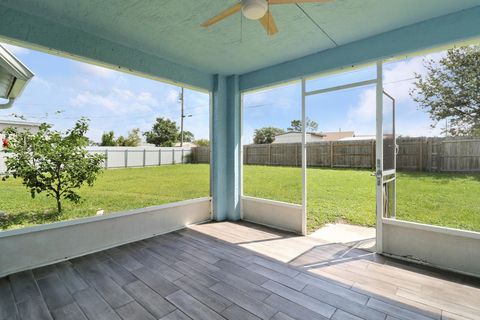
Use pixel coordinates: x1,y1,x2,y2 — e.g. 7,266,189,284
309,223,376,251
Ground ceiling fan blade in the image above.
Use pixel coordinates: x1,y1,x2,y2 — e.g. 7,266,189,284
269,0,332,4
201,3,242,27
259,11,278,36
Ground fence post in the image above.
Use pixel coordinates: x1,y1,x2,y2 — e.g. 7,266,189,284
104,150,108,169
295,144,298,167
172,149,175,164
418,141,423,171
371,140,375,169
181,149,184,164
159,149,162,166
439,141,444,172
125,149,128,168
143,149,146,167
268,144,272,165
330,142,334,168
425,138,432,172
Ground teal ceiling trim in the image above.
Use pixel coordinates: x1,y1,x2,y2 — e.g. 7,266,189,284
239,6,480,91
0,5,214,91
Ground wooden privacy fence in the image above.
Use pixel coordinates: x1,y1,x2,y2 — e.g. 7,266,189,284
192,137,480,172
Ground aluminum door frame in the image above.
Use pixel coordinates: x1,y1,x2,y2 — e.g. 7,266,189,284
301,64,383,241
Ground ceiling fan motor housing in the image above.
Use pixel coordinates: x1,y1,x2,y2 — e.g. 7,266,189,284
242,0,268,20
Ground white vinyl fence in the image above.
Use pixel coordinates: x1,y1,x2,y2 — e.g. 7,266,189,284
87,147,193,169
0,147,193,173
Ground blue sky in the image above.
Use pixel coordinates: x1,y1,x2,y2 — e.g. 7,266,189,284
0,43,211,142
1,42,444,144
243,53,444,143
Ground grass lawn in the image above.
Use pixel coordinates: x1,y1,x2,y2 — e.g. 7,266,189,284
1,164,479,233
0,164,210,230
243,166,480,233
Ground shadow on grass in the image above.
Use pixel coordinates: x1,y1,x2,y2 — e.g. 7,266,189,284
306,165,480,182
0,210,60,230
398,170,480,182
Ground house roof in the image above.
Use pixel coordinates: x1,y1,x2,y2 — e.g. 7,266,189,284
275,131,325,138
0,119,42,127
275,131,354,141
338,135,376,141
0,45,34,100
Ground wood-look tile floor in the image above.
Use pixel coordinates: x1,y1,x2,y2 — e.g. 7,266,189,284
1,221,479,320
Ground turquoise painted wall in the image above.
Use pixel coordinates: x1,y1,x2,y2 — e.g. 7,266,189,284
211,75,227,221
211,75,241,221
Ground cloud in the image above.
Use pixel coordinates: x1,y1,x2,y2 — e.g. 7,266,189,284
79,63,116,78
70,88,158,114
166,89,180,104
345,53,447,135
31,76,52,89
244,83,300,113
0,43,31,55
347,88,376,123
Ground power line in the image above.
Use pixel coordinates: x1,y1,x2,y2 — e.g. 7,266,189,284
1,77,418,121
383,77,416,85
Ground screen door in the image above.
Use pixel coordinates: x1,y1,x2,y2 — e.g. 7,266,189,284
381,91,396,218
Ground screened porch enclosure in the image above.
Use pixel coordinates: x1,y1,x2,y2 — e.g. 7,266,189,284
0,1,480,319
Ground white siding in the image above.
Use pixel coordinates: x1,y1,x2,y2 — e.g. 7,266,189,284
273,133,323,144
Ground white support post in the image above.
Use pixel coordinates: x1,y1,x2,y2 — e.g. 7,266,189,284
301,78,307,236
240,93,244,220
375,61,384,253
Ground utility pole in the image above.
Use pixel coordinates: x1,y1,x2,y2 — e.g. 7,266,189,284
179,87,192,147
180,87,184,147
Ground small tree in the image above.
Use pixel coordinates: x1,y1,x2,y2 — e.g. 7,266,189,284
288,118,319,132
179,130,194,143
253,127,285,144
116,135,125,146
117,128,141,147
410,46,480,136
3,118,105,214
195,139,209,146
100,131,116,146
144,117,179,147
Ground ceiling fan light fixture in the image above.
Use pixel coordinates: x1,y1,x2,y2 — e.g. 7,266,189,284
242,0,268,20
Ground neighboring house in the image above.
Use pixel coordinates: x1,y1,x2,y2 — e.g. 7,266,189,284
0,119,41,142
321,131,355,141
174,142,197,148
338,135,376,141
273,131,354,143
0,119,41,173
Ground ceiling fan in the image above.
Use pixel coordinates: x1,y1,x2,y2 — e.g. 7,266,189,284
201,0,332,36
